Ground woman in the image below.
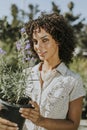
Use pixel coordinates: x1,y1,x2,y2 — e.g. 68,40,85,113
0,13,86,130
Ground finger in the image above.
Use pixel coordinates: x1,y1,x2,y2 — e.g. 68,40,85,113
20,107,40,117
29,101,39,107
19,108,31,118
21,112,39,121
0,123,18,130
22,109,39,117
0,117,18,127
29,101,39,111
19,108,31,114
19,107,39,114
20,109,39,119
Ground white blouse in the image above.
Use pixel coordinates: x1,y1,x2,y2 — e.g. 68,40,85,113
23,62,86,130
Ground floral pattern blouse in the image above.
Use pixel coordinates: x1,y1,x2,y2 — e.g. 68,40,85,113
23,62,86,130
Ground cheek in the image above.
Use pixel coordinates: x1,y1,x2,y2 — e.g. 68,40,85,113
47,44,57,51
48,45,58,55
33,45,37,52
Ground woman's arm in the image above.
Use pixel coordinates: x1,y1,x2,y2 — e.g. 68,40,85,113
19,97,83,130
38,97,83,130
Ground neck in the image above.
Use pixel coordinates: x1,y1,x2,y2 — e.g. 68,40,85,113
42,58,61,72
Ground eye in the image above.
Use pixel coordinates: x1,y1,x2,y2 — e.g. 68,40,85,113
42,38,49,43
33,40,37,45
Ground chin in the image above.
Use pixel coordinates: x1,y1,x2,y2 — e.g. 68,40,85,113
39,56,45,61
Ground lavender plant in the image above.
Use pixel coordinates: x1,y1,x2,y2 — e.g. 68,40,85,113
16,27,36,68
0,27,36,105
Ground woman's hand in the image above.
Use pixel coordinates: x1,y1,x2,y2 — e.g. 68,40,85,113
0,104,18,130
19,101,43,125
0,117,18,130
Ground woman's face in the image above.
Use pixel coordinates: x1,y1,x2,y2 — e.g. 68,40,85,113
33,28,59,61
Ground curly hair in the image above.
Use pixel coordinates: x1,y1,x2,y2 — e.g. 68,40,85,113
25,13,76,65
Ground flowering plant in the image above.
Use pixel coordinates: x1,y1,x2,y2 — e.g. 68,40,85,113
0,27,38,130
0,27,36,106
16,27,36,68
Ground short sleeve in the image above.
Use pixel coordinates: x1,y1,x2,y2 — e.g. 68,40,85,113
69,75,86,102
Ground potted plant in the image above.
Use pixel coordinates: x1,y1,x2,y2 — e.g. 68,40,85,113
0,28,36,130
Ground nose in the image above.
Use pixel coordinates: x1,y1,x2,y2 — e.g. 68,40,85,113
36,41,43,49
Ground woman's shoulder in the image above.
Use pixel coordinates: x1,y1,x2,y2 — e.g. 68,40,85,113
56,62,81,80
67,68,81,80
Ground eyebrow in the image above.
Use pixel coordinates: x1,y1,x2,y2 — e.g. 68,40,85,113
33,35,48,41
40,35,48,39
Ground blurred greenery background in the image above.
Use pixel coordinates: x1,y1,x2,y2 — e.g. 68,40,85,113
0,1,87,119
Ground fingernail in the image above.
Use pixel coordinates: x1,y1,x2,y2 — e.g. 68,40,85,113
14,124,18,126
19,108,22,112
20,108,23,110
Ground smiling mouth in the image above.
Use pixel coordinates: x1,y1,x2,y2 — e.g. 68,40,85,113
38,51,47,56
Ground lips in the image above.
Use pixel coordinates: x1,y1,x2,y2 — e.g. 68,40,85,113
38,51,47,56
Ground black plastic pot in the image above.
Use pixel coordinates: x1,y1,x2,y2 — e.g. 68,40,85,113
0,97,33,130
